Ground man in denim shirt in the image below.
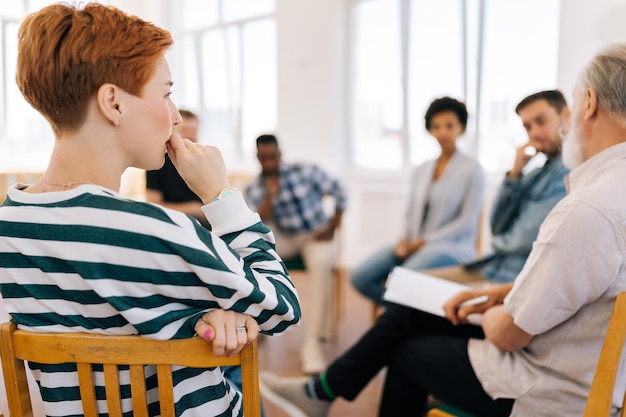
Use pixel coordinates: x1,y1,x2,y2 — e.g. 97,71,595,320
424,90,570,285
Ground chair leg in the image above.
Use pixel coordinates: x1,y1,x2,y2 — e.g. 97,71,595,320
371,302,383,324
329,267,344,340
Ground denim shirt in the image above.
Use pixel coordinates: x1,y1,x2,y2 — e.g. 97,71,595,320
476,153,569,283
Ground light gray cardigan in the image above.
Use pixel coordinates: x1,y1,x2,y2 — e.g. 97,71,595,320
405,150,485,262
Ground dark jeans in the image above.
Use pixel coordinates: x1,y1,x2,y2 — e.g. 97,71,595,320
325,305,514,417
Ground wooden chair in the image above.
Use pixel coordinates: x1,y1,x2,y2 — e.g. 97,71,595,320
583,291,626,417
0,321,260,417
427,291,626,417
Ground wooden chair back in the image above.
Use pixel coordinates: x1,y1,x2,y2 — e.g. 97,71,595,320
583,291,626,417
0,321,260,417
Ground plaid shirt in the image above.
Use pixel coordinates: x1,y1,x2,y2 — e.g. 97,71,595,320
245,163,348,234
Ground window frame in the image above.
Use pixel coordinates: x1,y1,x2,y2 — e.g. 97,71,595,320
346,0,560,173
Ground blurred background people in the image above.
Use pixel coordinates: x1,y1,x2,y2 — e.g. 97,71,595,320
423,90,570,287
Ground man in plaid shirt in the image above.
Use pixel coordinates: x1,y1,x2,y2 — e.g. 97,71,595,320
246,134,348,374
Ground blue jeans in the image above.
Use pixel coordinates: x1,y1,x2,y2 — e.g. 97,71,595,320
350,245,458,305
223,366,266,417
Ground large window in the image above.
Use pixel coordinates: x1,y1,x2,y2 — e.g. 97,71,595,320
350,0,403,170
0,0,277,171
478,0,560,173
171,0,277,166
349,0,560,172
0,1,65,171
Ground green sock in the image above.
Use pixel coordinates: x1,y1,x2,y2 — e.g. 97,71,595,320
304,372,336,401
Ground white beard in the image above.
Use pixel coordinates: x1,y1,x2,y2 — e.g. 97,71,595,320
562,120,585,169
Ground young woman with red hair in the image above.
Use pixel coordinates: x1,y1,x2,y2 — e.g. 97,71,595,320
0,3,301,416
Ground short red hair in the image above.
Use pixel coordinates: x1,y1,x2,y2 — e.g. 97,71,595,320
16,3,173,134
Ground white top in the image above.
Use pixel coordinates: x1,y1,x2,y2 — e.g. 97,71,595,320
469,141,626,417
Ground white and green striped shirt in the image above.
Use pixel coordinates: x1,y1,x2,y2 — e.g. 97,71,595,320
0,183,301,417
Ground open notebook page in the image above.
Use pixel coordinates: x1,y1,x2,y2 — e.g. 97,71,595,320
383,266,482,326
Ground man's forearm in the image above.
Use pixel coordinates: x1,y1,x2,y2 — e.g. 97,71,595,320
482,305,532,352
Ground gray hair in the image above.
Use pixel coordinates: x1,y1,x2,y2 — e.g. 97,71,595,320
579,43,626,116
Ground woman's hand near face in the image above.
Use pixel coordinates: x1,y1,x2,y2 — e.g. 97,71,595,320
166,133,230,203
195,310,259,357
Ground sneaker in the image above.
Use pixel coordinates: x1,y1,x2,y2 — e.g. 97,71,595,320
300,339,326,375
259,372,331,417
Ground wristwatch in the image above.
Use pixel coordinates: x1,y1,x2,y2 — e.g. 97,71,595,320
212,187,238,202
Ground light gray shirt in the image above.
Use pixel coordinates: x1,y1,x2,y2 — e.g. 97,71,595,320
469,142,626,417
405,150,485,263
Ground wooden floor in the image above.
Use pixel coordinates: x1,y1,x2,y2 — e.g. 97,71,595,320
0,270,384,417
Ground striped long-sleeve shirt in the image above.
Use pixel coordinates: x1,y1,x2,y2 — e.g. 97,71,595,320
0,183,301,417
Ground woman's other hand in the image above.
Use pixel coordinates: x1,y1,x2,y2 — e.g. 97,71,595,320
394,238,425,261
194,310,259,357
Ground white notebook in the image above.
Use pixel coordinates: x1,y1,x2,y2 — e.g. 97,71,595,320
383,266,483,325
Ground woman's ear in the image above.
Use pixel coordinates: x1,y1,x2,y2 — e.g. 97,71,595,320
97,83,123,126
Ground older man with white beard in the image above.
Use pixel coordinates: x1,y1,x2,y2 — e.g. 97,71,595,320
449,43,626,416
259,42,626,417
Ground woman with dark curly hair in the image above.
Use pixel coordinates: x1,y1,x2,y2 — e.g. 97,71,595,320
351,96,485,306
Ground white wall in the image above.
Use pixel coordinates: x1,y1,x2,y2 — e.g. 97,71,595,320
557,0,626,99
275,0,348,174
